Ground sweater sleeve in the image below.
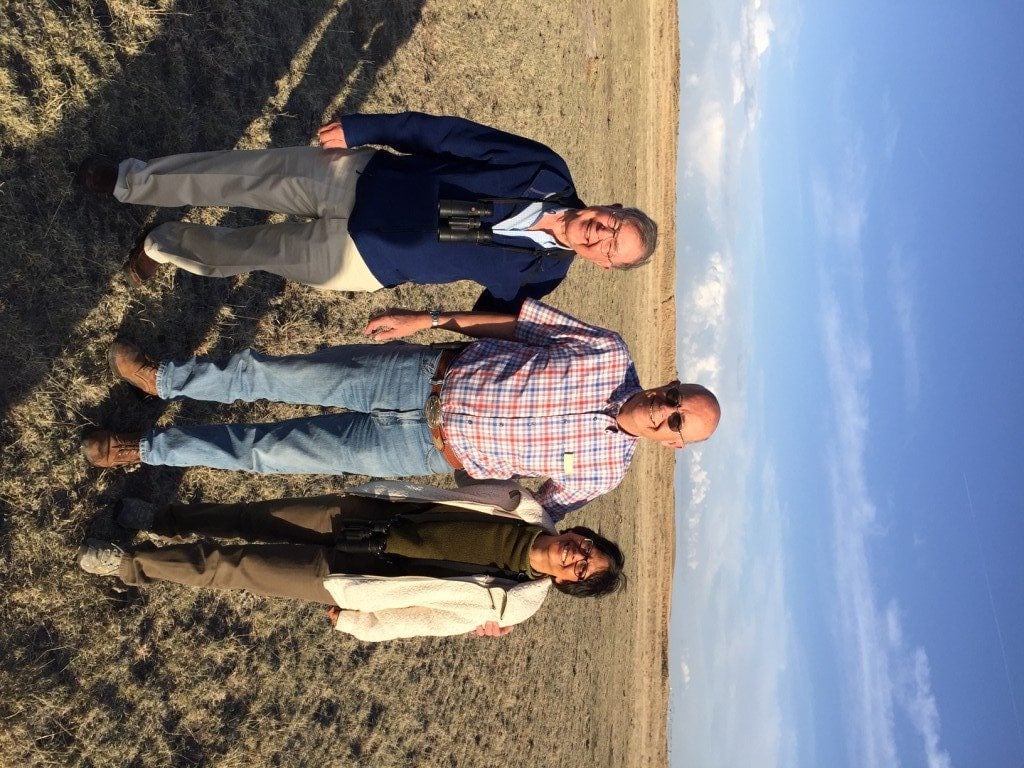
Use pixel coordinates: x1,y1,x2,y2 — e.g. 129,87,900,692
324,575,550,641
325,575,501,641
332,606,483,641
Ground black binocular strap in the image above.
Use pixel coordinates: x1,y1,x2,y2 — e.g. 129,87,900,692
475,196,577,258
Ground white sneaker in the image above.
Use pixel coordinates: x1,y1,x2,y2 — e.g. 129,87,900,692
77,539,125,576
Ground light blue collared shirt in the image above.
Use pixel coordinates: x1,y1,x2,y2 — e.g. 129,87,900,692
492,202,568,249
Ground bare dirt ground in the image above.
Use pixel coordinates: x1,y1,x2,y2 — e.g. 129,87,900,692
0,1,679,765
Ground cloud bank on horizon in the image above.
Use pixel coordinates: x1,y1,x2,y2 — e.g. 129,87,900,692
673,1,792,768
674,1,949,767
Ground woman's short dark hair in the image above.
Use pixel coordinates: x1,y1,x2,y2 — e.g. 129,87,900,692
551,525,626,598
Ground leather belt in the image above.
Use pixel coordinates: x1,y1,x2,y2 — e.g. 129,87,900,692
425,347,464,470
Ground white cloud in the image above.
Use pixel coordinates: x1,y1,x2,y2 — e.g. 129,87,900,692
886,246,921,408
686,353,723,383
672,453,791,768
672,3,786,764
731,42,747,106
734,0,775,129
905,650,953,768
817,145,952,768
685,100,728,201
820,286,897,768
812,131,869,255
885,600,903,648
681,0,774,222
691,252,729,323
685,448,711,570
689,450,711,508
681,251,732,389
887,607,953,768
750,1,774,57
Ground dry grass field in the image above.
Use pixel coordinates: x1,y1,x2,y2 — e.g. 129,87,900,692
0,1,679,765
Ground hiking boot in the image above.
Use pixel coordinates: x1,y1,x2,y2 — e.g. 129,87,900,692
77,539,125,576
124,240,163,287
82,430,142,467
75,156,118,194
107,340,159,396
115,498,156,530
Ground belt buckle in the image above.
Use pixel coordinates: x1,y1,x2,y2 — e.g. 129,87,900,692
425,393,443,429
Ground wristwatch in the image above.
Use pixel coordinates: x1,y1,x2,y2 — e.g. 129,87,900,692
430,307,442,328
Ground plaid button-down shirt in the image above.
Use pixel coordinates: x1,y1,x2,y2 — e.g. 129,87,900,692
441,299,642,521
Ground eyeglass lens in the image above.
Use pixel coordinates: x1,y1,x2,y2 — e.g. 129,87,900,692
573,539,595,580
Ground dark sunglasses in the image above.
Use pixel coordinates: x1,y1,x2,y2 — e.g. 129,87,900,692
665,387,685,441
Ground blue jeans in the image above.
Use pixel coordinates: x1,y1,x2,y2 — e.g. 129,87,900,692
140,344,452,476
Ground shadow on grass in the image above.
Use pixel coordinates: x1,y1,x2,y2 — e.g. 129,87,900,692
1,0,426,495
0,1,424,761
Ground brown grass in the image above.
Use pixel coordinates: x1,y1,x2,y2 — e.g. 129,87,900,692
0,1,679,765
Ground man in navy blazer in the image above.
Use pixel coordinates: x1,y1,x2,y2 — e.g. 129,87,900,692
78,112,658,311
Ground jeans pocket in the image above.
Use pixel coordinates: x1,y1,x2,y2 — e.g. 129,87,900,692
425,445,452,475
420,347,444,378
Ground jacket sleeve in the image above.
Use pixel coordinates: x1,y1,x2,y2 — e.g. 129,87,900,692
340,112,568,167
472,278,566,314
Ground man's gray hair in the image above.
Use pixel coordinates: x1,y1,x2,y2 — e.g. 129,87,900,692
613,207,657,269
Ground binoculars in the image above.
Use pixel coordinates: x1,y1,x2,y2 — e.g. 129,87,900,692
335,520,391,556
438,199,495,244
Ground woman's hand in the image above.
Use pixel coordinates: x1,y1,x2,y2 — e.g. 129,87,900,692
470,621,516,638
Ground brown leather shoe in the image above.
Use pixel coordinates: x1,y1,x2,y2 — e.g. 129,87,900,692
75,156,118,194
107,340,159,395
123,241,163,287
82,431,142,467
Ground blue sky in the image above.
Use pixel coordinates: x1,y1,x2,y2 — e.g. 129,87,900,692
670,3,1024,767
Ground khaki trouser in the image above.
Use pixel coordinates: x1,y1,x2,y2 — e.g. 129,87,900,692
118,495,424,605
114,147,383,291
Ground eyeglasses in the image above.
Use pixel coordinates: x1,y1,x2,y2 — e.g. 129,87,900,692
598,216,624,266
572,538,595,580
665,387,686,446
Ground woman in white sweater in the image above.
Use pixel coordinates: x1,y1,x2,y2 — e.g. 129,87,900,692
77,481,624,641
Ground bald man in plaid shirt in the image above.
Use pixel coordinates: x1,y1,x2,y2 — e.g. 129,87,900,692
84,301,721,521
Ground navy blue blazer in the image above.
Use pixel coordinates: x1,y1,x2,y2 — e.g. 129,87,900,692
342,112,586,311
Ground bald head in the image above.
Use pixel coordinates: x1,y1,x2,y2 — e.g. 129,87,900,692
615,381,721,448
675,383,721,443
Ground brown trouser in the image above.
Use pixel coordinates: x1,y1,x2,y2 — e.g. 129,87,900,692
118,495,423,605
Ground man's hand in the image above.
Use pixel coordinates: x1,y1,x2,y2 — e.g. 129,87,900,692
327,606,342,626
470,621,516,638
364,309,431,341
317,121,348,150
